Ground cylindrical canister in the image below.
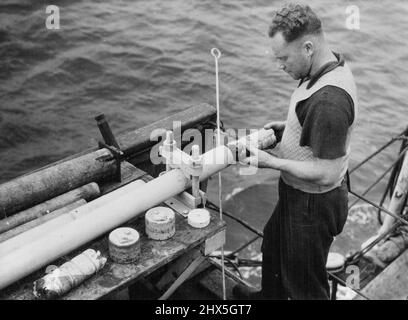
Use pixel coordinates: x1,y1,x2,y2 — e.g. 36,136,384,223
188,209,211,228
108,227,141,264
33,249,107,299
145,206,175,240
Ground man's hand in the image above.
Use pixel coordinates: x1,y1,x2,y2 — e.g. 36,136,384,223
241,145,280,169
263,121,286,142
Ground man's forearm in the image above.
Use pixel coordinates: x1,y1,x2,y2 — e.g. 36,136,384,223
270,157,344,186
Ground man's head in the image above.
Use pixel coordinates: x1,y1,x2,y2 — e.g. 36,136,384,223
268,4,323,80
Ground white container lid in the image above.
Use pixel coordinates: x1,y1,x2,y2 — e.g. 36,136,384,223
146,206,175,224
188,209,210,228
109,227,139,247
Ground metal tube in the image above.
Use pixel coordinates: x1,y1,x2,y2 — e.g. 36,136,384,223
95,114,120,149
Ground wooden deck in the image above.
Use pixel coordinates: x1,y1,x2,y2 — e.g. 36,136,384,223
0,161,226,300
355,249,408,300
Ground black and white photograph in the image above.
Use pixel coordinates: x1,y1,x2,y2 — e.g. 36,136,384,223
0,0,407,307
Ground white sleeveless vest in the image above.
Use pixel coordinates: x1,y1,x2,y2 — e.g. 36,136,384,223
279,61,358,193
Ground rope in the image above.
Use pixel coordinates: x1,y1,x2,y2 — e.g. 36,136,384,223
211,47,226,301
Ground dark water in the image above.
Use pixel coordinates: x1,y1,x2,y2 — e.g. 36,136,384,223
1,0,408,290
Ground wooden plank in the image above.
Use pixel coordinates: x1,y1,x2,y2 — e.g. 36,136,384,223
0,183,99,234
204,229,226,256
0,149,116,218
155,248,203,291
22,103,216,178
355,249,408,300
118,103,216,161
159,254,206,300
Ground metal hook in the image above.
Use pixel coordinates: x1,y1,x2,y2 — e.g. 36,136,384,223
210,47,221,59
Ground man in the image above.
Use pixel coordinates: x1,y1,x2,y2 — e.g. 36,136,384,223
234,3,358,299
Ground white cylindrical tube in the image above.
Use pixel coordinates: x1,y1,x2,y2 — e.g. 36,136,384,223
145,207,175,240
0,179,146,256
238,128,276,150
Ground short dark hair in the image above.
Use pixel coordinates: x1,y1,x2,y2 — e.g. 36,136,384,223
268,3,322,43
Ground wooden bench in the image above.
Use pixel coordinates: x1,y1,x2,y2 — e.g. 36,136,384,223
0,162,226,300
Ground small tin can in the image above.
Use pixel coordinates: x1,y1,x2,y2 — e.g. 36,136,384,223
145,206,175,240
108,227,140,264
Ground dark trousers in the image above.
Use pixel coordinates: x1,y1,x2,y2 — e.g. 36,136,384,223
261,178,349,300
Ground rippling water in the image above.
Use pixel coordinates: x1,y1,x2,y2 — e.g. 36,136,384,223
1,0,408,289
